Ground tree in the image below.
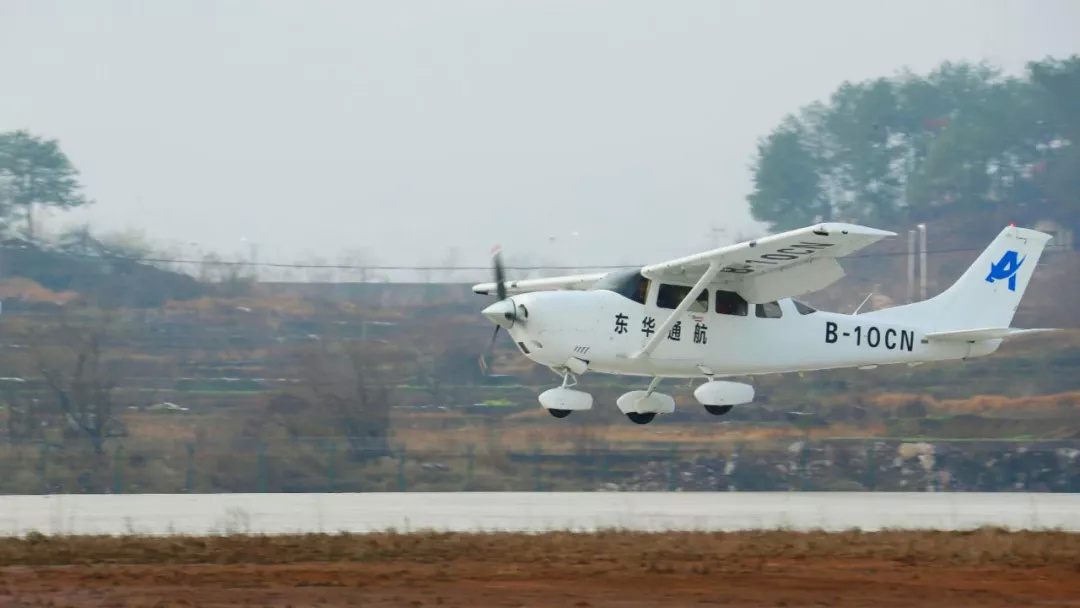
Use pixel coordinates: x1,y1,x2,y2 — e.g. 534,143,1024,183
269,337,415,460
337,248,376,283
2,386,45,442
1028,56,1080,214
0,130,91,239
747,56,1079,233
747,118,828,231
23,308,127,454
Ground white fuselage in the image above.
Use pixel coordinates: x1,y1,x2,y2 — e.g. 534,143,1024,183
501,290,999,379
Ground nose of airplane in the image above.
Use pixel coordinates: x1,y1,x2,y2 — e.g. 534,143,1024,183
481,298,517,329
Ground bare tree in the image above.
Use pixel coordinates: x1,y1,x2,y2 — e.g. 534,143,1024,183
26,308,127,454
440,247,461,282
337,248,375,283
296,254,334,283
270,338,414,460
2,386,44,442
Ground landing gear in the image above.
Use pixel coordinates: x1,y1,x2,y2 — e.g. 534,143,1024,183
538,370,593,417
538,372,751,424
617,377,674,424
694,378,754,418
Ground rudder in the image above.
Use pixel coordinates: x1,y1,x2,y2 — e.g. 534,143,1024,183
860,225,1052,332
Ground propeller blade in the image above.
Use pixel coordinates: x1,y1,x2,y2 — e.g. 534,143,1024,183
480,324,501,376
480,245,513,376
492,245,507,302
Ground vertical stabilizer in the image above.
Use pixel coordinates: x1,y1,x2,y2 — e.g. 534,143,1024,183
859,225,1051,332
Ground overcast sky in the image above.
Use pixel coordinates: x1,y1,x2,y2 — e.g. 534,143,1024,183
2,0,1079,280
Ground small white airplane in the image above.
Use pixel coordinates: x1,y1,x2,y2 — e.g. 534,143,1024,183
473,222,1055,424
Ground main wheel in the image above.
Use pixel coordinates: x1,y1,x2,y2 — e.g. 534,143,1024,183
626,412,656,424
548,408,572,418
704,405,733,416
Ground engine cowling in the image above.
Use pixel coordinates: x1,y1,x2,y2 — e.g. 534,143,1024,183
694,380,755,406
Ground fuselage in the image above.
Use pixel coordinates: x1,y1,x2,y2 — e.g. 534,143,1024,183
500,288,999,379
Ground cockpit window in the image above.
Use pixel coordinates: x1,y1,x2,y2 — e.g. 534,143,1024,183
756,301,783,318
715,290,748,316
657,283,709,312
590,269,649,305
793,299,817,315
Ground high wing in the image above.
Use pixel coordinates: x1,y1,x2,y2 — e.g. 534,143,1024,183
628,222,895,359
472,272,608,296
471,222,893,299
641,222,896,304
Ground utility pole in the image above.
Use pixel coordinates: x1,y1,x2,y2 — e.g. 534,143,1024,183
918,223,928,301
907,229,916,303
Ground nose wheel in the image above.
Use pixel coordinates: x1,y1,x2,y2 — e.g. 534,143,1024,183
538,370,593,419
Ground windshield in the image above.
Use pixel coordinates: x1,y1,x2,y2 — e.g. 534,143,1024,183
589,269,649,304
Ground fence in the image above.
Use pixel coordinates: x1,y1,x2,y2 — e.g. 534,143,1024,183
2,435,1079,495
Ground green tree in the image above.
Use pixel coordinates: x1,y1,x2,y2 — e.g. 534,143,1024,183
1028,56,1080,212
747,57,1078,232
747,119,828,231
0,130,90,239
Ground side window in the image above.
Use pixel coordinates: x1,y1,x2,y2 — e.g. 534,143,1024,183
756,301,783,318
793,300,817,315
715,290,748,316
657,283,708,312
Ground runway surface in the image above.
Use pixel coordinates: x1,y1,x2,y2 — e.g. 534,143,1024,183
3,491,1079,536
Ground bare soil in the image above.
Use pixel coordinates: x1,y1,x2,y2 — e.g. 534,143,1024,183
2,529,1079,607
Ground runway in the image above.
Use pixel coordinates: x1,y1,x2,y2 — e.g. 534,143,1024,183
2,491,1079,536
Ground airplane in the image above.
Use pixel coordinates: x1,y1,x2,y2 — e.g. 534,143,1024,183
472,222,1056,424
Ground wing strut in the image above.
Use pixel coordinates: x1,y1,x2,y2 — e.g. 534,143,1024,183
631,262,720,359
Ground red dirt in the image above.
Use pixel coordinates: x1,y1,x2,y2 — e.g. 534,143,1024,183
2,530,1079,607
4,558,1080,607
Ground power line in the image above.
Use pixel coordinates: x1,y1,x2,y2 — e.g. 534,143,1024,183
0,243,1000,272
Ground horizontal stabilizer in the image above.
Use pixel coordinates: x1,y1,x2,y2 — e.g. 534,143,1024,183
923,327,1058,343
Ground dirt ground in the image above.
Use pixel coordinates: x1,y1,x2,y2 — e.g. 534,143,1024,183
2,529,1079,607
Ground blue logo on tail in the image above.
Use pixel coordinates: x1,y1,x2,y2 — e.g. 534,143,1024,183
986,250,1025,291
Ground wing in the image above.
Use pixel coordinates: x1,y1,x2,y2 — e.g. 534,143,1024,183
472,272,608,296
641,222,896,303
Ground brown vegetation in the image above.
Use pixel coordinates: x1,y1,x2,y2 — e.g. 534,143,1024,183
857,391,1080,415
0,271,1079,494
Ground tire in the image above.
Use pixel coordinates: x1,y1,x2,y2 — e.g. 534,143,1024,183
704,405,733,416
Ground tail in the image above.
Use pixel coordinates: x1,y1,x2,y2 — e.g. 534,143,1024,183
859,224,1053,333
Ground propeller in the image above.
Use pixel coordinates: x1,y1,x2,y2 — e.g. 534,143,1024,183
479,245,520,375
493,245,507,302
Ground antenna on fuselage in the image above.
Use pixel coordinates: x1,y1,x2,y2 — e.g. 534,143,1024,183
852,292,873,315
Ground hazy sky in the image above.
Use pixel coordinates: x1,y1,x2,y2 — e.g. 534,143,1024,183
2,0,1079,280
